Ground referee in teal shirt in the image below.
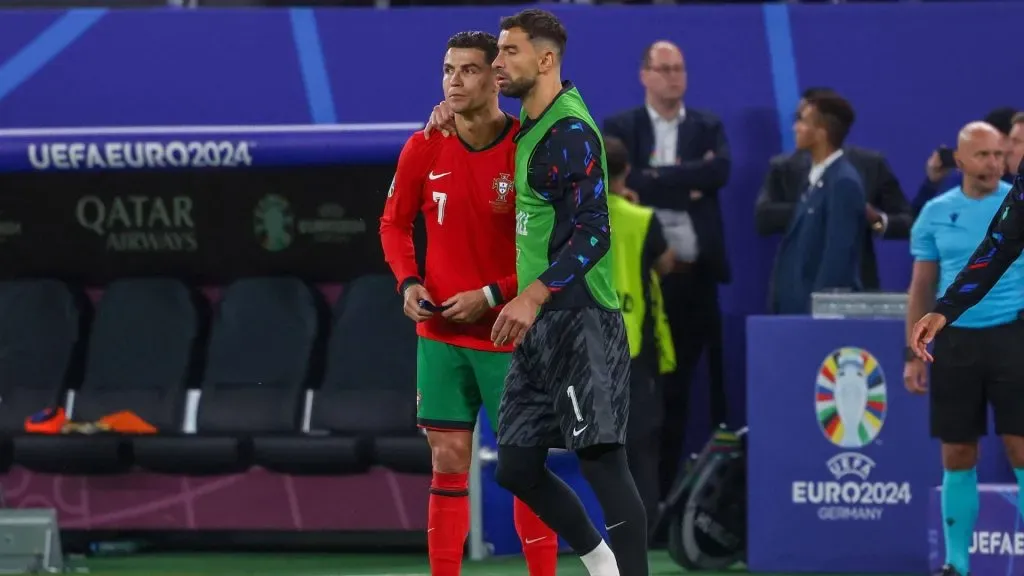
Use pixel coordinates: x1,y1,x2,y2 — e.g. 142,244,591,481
905,122,1024,576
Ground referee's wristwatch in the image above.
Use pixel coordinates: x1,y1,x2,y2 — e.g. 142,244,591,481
903,346,919,362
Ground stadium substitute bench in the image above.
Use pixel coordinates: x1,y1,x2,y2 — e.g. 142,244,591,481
254,275,425,474
0,280,85,473
324,274,425,472
14,278,201,475
136,277,318,475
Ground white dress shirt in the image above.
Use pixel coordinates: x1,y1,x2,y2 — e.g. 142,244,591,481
807,149,844,193
647,104,699,263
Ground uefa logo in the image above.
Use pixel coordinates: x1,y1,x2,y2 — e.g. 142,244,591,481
815,347,887,448
253,194,295,252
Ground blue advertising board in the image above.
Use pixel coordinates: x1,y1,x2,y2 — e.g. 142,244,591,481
0,126,410,285
747,316,1013,573
929,485,1024,575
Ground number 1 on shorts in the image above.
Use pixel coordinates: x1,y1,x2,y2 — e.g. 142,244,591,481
567,385,584,423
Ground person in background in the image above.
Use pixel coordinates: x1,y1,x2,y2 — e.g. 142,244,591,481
602,40,731,506
1008,112,1024,174
605,135,676,531
768,92,865,314
754,87,911,291
904,122,1019,576
911,107,1018,217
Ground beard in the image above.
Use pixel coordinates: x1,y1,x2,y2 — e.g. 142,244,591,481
499,75,536,99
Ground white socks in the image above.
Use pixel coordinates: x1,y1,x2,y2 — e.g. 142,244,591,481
580,540,619,576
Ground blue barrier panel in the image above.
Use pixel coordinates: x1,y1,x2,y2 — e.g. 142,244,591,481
747,316,1011,573
929,484,1024,575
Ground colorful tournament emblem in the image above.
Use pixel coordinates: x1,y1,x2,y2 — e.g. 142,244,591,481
815,347,887,448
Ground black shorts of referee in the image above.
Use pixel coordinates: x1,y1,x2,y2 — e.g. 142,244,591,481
931,317,1024,443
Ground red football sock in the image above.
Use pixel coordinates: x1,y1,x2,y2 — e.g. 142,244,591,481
428,472,470,576
514,497,559,576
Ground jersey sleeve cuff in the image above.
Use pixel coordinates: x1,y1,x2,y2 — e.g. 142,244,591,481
932,301,961,325
483,284,504,307
398,276,422,295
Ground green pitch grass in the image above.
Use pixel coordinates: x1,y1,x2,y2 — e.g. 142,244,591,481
78,551,913,575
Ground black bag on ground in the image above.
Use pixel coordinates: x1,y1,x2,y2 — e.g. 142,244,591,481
661,425,747,571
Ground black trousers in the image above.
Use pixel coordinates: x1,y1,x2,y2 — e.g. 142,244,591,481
626,357,662,529
657,267,726,499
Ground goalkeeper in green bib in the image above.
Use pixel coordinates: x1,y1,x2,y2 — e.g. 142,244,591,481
424,9,648,576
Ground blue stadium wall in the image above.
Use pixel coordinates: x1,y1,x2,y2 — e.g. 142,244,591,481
0,1,1018,445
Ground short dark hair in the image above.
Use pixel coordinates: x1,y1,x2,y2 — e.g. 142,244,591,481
605,136,629,180
801,87,836,100
1013,111,1024,128
447,31,498,66
499,9,567,59
984,107,1018,136
804,93,856,149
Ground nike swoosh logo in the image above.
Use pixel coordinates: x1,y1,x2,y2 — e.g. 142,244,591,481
605,521,626,530
524,536,547,544
572,425,588,437
428,171,451,180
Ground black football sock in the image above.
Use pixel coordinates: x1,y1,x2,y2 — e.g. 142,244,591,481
495,445,604,556
578,444,649,576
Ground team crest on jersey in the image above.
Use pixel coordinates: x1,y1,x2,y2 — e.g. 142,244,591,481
491,173,514,213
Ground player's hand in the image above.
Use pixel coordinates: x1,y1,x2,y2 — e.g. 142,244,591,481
903,358,929,394
910,312,948,362
491,283,548,347
402,283,435,323
423,101,456,140
441,289,490,324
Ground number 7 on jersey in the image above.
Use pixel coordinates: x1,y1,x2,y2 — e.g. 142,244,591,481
432,191,447,225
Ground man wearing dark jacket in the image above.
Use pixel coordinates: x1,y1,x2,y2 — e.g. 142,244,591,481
755,87,912,291
603,40,730,503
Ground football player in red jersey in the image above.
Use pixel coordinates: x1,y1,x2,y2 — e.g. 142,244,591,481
379,31,557,576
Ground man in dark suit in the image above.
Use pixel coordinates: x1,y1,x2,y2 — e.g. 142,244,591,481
602,40,730,503
755,87,911,291
770,93,866,314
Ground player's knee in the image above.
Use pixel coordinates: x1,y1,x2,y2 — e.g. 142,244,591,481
941,442,979,470
427,431,472,473
1002,435,1024,468
495,447,546,494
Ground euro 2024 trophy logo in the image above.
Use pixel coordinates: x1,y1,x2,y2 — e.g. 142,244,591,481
794,347,910,520
816,347,887,449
